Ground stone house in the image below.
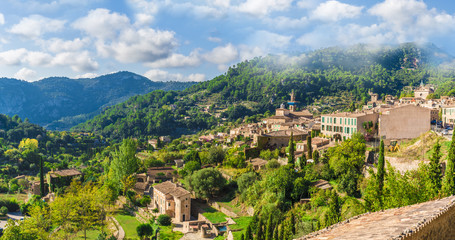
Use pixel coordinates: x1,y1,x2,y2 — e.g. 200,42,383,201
255,129,308,149
152,181,191,222
47,168,83,192
247,158,268,170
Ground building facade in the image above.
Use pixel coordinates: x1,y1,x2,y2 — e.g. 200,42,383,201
442,105,455,126
379,105,431,139
321,112,379,140
153,181,191,222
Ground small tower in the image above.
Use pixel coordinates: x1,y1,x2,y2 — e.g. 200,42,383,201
288,90,299,112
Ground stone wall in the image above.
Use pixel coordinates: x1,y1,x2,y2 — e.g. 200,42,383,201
400,200,455,240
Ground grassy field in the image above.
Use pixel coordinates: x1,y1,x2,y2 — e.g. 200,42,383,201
228,216,252,231
115,212,141,239
157,225,183,240
0,193,28,203
202,206,228,224
74,230,102,239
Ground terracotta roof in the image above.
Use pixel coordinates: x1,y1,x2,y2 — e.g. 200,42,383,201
262,129,308,137
153,181,190,198
49,169,82,178
135,182,149,191
147,167,175,178
265,115,292,120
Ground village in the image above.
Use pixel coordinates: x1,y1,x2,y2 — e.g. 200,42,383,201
7,82,454,240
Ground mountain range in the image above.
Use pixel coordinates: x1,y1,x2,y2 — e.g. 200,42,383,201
0,71,197,130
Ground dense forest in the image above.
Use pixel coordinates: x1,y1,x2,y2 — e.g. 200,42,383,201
74,43,455,140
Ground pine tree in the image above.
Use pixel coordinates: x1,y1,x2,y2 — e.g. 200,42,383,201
307,135,313,159
442,131,455,196
39,155,45,197
377,139,385,205
429,140,442,193
265,214,273,240
288,132,295,167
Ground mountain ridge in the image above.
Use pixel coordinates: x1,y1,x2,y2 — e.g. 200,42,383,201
0,71,198,130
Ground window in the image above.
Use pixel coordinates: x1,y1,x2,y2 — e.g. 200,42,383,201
334,118,337,124
322,117,325,123
354,119,357,125
186,205,188,208
344,118,346,124
322,125,325,131
347,127,349,134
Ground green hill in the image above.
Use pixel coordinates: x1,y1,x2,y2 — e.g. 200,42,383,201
73,43,455,139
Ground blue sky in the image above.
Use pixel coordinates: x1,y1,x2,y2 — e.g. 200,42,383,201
1,0,455,82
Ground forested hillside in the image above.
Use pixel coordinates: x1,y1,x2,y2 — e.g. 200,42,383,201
74,43,455,140
0,71,197,130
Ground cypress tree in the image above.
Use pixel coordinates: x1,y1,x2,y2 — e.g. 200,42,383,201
240,233,245,240
429,140,442,193
299,153,307,169
245,224,253,240
307,135,312,159
290,212,296,235
273,224,278,240
256,219,264,240
265,214,273,240
377,139,385,202
312,150,320,164
288,132,295,167
442,131,455,196
39,155,45,197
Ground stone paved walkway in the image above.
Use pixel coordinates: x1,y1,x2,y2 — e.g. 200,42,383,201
299,196,455,240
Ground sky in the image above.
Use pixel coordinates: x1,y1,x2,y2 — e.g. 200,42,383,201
1,0,455,82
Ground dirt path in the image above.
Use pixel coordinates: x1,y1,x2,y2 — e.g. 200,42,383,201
385,156,427,173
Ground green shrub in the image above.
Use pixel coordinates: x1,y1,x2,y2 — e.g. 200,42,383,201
157,214,172,226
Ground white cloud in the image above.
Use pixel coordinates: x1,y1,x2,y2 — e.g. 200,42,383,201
0,49,28,65
0,13,4,25
44,38,90,53
24,51,53,66
203,43,238,65
147,51,201,68
14,68,38,82
208,37,222,43
311,0,364,22
265,16,309,30
238,45,264,61
369,0,455,42
74,9,177,64
96,28,177,63
52,51,99,72
237,0,293,16
212,0,230,8
75,73,98,79
73,8,130,40
144,69,205,82
248,30,293,53
9,15,66,39
297,0,322,9
128,0,159,25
